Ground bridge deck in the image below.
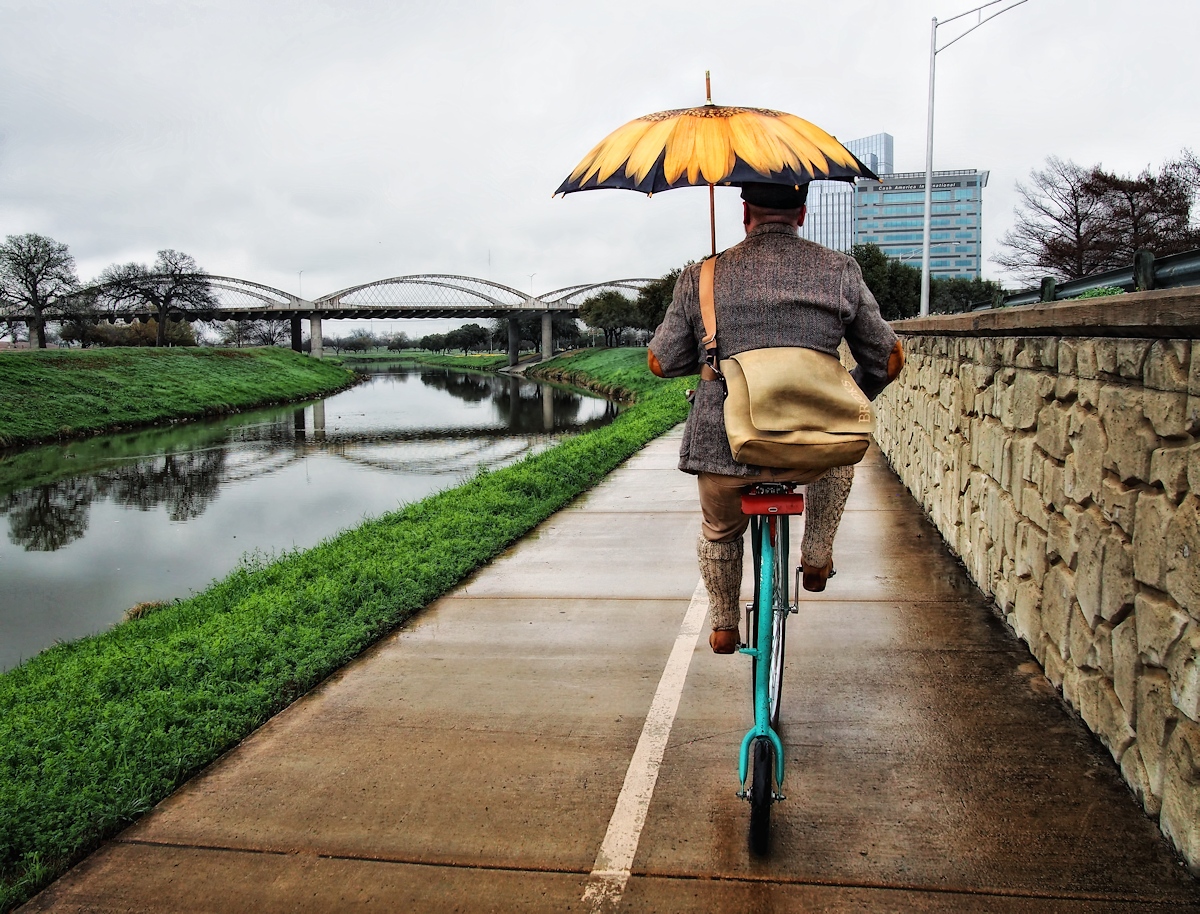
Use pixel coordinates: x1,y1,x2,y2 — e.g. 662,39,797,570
24,431,1200,912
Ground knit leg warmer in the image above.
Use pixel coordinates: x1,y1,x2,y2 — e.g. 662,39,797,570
697,535,744,631
802,464,854,569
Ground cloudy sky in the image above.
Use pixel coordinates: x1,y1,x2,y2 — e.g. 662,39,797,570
1,0,1196,331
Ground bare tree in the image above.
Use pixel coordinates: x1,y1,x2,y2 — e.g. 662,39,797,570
995,155,1200,285
992,157,1108,283
99,250,217,346
1088,164,1199,267
0,233,80,349
248,319,290,347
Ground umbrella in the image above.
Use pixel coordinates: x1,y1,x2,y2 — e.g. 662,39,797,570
555,74,878,254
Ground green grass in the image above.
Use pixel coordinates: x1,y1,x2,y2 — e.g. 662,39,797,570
1070,285,1126,300
0,348,357,449
0,347,689,910
339,351,510,370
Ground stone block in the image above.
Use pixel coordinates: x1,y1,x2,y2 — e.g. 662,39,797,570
1042,457,1066,513
1075,508,1107,626
1042,563,1074,658
1121,744,1163,816
1074,670,1135,762
1069,602,1097,670
1191,341,1200,396
1116,340,1151,380
1144,389,1193,438
1012,370,1053,430
1099,385,1157,482
1138,669,1177,797
1099,476,1138,537
1013,433,1037,484
1100,535,1135,623
1145,339,1190,393
1136,591,1190,667
1135,490,1175,590
1047,508,1079,568
1043,644,1067,688
1160,717,1200,872
1113,616,1140,720
1076,340,1098,380
1013,579,1044,646
1016,520,1049,583
1077,378,1101,410
1036,401,1071,462
1021,483,1049,532
1151,444,1191,502
1058,338,1078,376
1168,624,1200,720
1055,373,1078,402
996,368,1016,428
1064,411,1106,504
1095,340,1118,376
1191,441,1200,494
1165,494,1200,617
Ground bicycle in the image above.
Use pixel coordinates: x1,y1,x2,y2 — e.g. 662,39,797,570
736,481,805,855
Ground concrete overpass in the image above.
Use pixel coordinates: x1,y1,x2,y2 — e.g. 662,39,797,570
65,274,656,363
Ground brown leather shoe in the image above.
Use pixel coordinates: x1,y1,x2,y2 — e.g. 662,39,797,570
709,629,739,654
801,559,834,592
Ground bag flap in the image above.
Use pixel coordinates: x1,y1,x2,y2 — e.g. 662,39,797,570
724,347,873,433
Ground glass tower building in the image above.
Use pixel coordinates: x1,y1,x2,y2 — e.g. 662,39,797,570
853,169,989,279
797,131,988,280
800,133,893,251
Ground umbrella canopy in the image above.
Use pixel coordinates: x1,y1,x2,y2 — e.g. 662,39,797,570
555,104,879,197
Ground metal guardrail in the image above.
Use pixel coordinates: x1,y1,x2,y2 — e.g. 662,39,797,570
995,249,1200,308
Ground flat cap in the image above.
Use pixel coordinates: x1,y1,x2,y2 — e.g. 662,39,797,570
739,182,809,209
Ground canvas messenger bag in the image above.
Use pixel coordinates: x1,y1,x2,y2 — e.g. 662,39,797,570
698,255,874,473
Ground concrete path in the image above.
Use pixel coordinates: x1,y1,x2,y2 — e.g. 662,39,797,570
24,432,1200,912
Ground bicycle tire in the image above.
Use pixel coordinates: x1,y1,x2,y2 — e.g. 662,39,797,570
749,736,773,855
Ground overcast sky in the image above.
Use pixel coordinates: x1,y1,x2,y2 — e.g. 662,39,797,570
2,0,1196,334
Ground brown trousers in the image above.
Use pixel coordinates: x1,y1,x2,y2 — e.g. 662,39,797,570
697,464,855,567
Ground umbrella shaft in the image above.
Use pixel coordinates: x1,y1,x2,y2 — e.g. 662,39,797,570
709,184,716,257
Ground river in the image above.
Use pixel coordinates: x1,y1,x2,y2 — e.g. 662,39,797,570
0,365,618,671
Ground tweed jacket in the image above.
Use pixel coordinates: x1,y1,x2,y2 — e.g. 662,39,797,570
648,223,898,477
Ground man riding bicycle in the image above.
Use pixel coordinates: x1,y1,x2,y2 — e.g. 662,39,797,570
648,182,904,653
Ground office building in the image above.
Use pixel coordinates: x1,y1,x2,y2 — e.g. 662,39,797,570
800,133,893,251
854,169,989,280
798,131,988,280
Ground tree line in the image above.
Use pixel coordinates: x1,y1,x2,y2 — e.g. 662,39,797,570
10,150,1193,352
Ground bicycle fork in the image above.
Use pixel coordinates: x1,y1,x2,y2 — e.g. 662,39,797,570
737,518,785,799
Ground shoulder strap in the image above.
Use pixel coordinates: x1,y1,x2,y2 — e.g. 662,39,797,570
699,256,718,370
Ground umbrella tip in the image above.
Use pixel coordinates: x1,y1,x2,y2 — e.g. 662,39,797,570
705,70,712,105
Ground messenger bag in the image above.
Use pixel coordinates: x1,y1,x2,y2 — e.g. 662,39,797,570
698,255,873,472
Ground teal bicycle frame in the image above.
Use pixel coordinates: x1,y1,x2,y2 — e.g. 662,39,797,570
737,512,786,795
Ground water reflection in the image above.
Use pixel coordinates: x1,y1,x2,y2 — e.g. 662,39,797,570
0,367,617,670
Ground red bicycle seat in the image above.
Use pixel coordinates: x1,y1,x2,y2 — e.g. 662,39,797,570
740,491,805,516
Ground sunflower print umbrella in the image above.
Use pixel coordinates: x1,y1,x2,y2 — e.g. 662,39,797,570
554,104,878,197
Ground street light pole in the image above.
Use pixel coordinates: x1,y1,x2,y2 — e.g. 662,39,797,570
920,18,938,317
920,0,1031,317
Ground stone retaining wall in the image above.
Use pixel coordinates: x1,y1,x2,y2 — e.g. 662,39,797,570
873,289,1200,868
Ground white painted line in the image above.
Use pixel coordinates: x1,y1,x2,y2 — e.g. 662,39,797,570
581,580,709,912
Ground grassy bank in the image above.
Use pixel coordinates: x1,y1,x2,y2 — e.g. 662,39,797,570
338,351,509,370
0,348,357,449
0,348,688,910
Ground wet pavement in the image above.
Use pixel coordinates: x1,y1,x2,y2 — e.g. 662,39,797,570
22,431,1200,912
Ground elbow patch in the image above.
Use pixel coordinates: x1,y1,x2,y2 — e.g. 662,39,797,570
886,340,905,382
648,349,666,378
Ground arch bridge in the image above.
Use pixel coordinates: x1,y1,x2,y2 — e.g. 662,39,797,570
61,274,655,364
